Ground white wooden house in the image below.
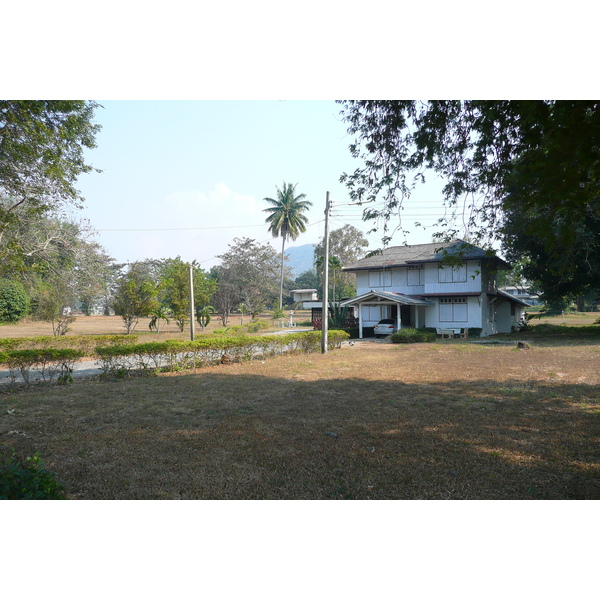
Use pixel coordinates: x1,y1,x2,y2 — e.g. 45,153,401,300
340,240,530,338
290,289,319,308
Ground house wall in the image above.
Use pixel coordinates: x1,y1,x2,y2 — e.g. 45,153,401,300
292,291,317,302
422,296,483,331
496,299,526,334
351,260,506,335
355,260,486,296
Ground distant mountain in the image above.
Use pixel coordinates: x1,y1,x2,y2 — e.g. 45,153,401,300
286,243,315,278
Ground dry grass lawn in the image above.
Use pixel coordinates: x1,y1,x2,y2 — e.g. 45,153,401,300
0,312,307,340
1,314,599,500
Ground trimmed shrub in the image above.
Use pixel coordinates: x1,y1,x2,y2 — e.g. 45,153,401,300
390,328,436,343
416,327,437,334
95,330,349,377
0,451,65,500
0,334,137,355
0,279,29,323
0,348,85,384
341,327,360,339
213,322,270,336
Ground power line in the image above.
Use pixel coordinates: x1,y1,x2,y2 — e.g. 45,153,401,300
98,224,267,232
98,218,326,234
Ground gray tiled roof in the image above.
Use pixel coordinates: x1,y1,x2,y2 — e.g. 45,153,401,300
343,240,509,271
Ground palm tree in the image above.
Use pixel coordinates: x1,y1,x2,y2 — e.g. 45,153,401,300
149,305,171,334
263,182,312,309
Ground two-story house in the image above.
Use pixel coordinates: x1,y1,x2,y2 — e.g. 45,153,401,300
340,240,529,338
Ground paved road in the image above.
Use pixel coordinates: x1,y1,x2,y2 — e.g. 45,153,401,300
0,359,105,385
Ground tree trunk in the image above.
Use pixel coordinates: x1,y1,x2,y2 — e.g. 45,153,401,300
279,235,286,309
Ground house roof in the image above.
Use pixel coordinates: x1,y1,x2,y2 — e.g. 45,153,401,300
290,289,317,293
340,290,434,307
342,240,511,271
494,289,532,307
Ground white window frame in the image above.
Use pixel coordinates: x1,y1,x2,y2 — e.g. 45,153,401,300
407,265,424,286
368,270,380,288
368,270,391,288
438,262,467,283
439,296,468,322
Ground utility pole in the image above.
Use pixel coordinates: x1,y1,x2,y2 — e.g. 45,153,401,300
321,191,331,354
189,263,195,341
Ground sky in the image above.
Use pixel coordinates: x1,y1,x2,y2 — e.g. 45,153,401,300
75,100,449,270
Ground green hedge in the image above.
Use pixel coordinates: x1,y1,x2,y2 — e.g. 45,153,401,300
0,331,350,382
95,330,350,377
390,328,436,344
0,348,85,385
0,334,138,354
212,322,270,335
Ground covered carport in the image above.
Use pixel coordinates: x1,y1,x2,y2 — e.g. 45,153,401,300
340,290,434,339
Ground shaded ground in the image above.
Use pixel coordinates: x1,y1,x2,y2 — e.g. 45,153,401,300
1,336,598,500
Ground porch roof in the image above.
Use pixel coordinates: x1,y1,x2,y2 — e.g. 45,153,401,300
339,290,434,307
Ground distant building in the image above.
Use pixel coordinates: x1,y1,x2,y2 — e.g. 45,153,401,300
500,287,541,306
290,289,319,308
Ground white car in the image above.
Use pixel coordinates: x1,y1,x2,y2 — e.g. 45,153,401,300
374,318,396,337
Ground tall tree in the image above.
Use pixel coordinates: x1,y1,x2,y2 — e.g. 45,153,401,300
263,182,312,308
112,263,158,334
314,224,369,299
337,101,600,303
157,257,216,332
315,255,343,301
215,237,283,319
0,101,100,266
73,241,117,315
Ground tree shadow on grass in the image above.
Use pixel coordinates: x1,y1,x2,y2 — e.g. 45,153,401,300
2,372,599,499
491,325,600,347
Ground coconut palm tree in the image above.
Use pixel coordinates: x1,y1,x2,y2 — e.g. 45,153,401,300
263,182,312,309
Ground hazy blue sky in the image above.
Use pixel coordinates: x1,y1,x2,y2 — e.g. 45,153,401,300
76,100,448,269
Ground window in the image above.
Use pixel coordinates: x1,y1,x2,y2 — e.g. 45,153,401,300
439,297,468,322
407,265,424,286
368,270,380,287
381,270,392,287
366,306,382,321
368,270,391,288
438,262,467,283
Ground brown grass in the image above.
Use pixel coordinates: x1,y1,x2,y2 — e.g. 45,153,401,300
2,323,599,499
0,311,307,341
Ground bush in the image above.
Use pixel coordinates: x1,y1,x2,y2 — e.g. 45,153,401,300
213,322,270,336
95,330,349,377
390,328,436,343
0,279,29,323
0,451,65,499
468,328,482,338
341,327,360,339
0,334,137,354
0,348,85,385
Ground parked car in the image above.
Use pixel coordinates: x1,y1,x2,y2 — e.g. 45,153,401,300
374,318,396,337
